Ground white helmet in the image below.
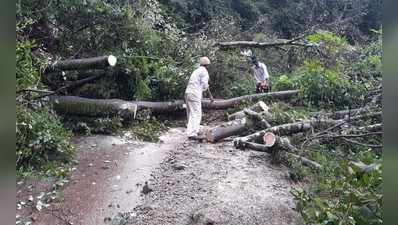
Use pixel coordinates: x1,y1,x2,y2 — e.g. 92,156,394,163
199,57,211,66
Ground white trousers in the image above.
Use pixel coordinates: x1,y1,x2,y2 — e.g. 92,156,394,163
185,93,202,137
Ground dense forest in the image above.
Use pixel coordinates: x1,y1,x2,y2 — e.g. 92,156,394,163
16,0,382,224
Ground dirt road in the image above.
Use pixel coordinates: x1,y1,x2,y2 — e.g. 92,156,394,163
17,127,298,225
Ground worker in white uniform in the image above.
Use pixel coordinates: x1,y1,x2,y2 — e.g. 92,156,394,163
185,57,214,140
251,57,271,93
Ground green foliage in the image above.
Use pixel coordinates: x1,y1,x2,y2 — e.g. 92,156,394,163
16,25,43,90
16,40,38,89
63,116,123,135
270,102,310,124
307,31,349,50
210,52,256,98
307,31,350,67
293,61,365,109
132,112,167,142
273,75,294,91
16,106,74,171
292,149,382,225
351,37,382,85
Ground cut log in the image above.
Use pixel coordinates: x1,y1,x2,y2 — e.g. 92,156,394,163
206,118,248,143
51,96,137,120
236,134,322,170
51,96,185,118
228,101,269,120
201,90,299,110
235,132,297,151
44,55,117,73
243,109,271,129
235,119,340,144
51,90,298,118
206,109,271,143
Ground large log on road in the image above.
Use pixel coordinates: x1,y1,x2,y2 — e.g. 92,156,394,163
202,90,299,110
44,55,117,73
51,90,298,118
206,118,248,143
51,96,137,120
51,96,185,118
206,109,272,143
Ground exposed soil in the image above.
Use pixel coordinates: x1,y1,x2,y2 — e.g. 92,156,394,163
16,125,298,225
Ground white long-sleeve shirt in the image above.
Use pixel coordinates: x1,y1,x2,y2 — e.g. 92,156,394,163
252,62,269,83
185,66,209,101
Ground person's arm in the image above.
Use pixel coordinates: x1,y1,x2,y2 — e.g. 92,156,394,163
207,89,214,102
261,63,270,81
200,68,213,102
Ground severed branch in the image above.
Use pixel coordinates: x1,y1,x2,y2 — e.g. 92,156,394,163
341,138,383,149
237,132,322,170
318,132,382,139
44,55,117,74
36,73,104,99
16,89,54,94
217,40,318,50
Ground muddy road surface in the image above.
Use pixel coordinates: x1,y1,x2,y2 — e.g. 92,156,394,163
17,127,298,225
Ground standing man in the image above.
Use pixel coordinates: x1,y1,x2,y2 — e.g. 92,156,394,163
185,57,214,140
251,57,271,93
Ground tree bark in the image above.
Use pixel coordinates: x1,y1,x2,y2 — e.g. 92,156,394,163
206,109,272,143
44,55,117,73
51,96,137,120
206,118,248,143
51,90,299,118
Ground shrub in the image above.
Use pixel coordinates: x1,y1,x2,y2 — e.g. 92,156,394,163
292,149,382,225
293,61,365,109
16,106,74,171
273,74,294,91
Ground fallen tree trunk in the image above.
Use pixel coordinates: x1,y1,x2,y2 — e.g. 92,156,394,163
236,132,322,170
235,119,340,144
217,40,316,50
235,132,297,151
51,96,185,117
206,109,271,143
44,55,117,73
206,118,248,143
201,90,299,110
228,101,269,120
51,90,299,118
235,111,382,145
51,96,137,120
